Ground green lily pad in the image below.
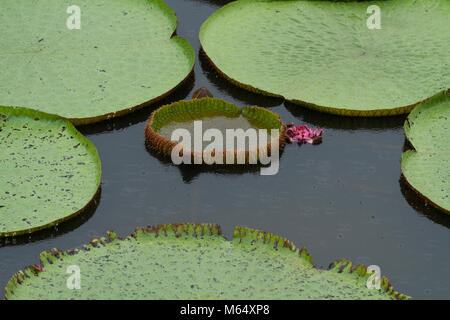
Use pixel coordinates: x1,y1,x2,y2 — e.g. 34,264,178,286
200,0,449,116
145,97,286,163
0,0,195,125
401,90,449,214
0,106,101,237
5,223,409,299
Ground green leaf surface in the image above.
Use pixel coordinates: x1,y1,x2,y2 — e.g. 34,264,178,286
0,0,195,124
0,106,101,237
5,223,409,300
200,0,449,116
402,90,449,213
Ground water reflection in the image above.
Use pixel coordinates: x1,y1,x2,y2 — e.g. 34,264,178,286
145,142,280,183
0,189,101,247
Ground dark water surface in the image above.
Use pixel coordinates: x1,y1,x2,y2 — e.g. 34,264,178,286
1,0,450,299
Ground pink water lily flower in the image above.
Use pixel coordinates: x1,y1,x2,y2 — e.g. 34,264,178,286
286,123,323,145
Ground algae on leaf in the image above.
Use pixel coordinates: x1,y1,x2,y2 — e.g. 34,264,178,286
402,90,450,214
5,224,409,299
0,107,101,237
0,0,195,124
200,0,449,116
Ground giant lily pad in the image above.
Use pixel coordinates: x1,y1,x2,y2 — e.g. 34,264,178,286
145,97,286,164
401,90,449,214
199,0,449,116
0,0,195,125
0,107,101,237
5,223,409,299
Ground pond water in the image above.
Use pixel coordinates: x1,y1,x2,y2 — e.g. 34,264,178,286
1,0,449,299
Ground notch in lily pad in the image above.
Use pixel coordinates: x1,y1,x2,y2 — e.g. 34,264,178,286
401,90,449,214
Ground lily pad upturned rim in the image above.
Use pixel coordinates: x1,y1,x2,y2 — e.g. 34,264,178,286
4,223,410,300
401,89,450,215
145,97,287,163
199,0,449,117
0,106,102,237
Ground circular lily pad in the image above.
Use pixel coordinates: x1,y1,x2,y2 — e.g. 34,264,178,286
402,90,449,214
199,0,449,116
5,223,409,299
0,0,195,124
145,97,286,164
0,106,101,237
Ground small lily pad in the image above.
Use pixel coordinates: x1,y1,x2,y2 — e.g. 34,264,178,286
0,0,195,124
200,0,449,116
145,98,286,164
0,106,101,237
5,223,409,299
401,90,449,214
